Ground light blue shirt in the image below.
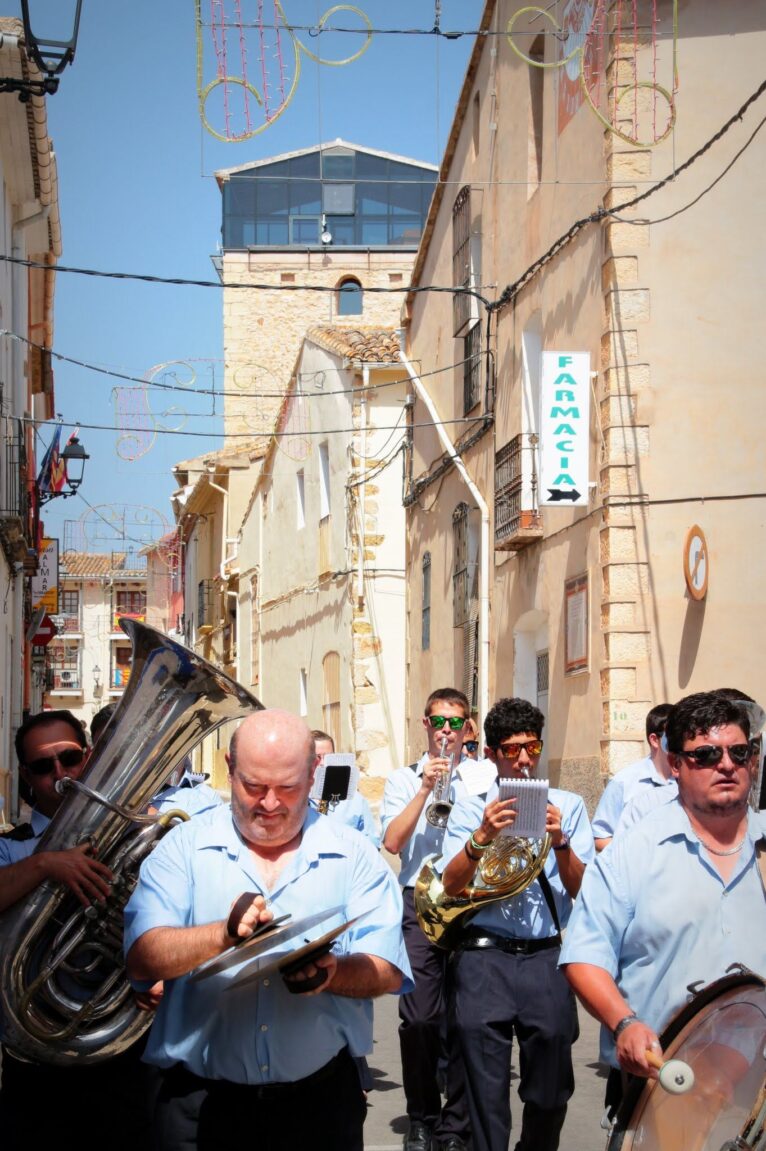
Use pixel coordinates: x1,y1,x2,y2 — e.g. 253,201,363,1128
560,798,766,1066
311,793,380,848
152,781,223,819
381,753,473,887
591,755,675,839
124,804,412,1084
0,810,49,865
440,782,594,939
614,779,678,835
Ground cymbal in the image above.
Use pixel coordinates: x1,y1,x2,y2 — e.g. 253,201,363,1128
189,905,346,983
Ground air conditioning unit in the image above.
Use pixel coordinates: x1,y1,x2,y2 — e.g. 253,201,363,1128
60,671,73,683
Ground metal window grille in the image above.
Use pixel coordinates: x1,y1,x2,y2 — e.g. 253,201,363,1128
537,650,549,695
495,437,523,544
197,579,216,628
452,186,471,335
453,503,469,627
463,322,482,413
421,551,431,651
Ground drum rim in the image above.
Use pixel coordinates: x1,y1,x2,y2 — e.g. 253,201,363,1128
609,967,766,1147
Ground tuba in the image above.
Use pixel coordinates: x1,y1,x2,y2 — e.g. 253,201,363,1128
0,619,262,1065
414,834,551,950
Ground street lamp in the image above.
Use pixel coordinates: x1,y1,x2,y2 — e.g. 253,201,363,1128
0,0,83,100
37,434,89,503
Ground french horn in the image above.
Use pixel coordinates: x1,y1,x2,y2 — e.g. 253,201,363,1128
0,619,262,1065
414,834,552,950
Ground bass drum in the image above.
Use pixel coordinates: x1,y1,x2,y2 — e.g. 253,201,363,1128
608,970,766,1151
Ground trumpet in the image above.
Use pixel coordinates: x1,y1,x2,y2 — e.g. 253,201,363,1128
425,736,455,828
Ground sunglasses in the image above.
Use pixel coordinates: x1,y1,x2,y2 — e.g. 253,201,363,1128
679,743,752,768
25,747,85,777
463,740,479,753
496,739,544,760
427,715,467,731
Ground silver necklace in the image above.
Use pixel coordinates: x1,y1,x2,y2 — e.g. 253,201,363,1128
696,835,746,857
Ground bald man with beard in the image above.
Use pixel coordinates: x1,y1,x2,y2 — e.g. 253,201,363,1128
125,709,412,1151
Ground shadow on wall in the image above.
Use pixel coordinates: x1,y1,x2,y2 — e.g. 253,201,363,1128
678,595,706,689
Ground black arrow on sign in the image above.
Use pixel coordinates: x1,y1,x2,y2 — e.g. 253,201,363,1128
547,489,581,502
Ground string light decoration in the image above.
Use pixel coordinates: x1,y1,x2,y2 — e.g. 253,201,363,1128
195,0,373,142
113,359,221,461
507,0,678,147
63,504,174,562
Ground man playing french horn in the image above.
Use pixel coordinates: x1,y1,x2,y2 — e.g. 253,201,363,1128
439,696,594,1151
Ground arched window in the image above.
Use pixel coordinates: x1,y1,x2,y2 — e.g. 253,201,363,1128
337,277,363,317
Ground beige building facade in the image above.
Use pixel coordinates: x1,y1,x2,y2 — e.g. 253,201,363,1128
236,328,407,792
404,0,766,808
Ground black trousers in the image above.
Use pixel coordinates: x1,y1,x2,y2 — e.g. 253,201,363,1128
452,945,578,1151
0,1036,160,1151
398,887,469,1138
153,1046,367,1151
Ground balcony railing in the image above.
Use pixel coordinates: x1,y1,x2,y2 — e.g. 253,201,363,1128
112,609,146,632
0,416,31,564
60,613,82,634
111,666,131,689
50,670,82,692
495,434,543,551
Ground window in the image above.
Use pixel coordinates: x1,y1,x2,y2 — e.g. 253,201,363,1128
337,277,363,317
422,552,431,651
318,442,331,520
299,668,308,716
322,183,355,215
453,503,469,627
296,470,306,529
112,645,132,689
452,186,472,336
464,322,482,413
322,651,341,748
61,590,79,616
250,573,260,687
115,589,145,618
48,643,80,691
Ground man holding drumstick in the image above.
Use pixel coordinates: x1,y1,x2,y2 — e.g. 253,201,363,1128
561,691,766,1105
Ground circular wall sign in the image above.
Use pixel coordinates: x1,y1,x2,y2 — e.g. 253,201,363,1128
683,525,709,601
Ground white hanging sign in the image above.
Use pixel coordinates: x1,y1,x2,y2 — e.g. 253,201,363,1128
540,352,590,507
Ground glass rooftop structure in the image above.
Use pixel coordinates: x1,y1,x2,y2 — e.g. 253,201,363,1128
219,142,438,251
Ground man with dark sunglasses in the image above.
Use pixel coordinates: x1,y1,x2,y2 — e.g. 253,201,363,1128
0,709,112,911
561,691,766,1118
439,697,593,1151
382,688,474,1151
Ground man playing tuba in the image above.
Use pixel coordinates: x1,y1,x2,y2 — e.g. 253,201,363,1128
0,709,153,1151
439,697,594,1151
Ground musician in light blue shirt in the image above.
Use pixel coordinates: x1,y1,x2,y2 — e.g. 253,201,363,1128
125,710,411,1151
561,692,766,1104
591,703,673,851
438,697,593,1151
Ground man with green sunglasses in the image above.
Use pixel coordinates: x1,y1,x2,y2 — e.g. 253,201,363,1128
382,688,473,1151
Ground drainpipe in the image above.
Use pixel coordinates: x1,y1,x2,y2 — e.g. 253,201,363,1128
357,367,369,602
398,331,490,723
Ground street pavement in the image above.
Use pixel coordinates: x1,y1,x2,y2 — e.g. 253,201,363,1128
363,989,610,1151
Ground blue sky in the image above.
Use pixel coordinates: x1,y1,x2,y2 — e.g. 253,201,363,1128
19,1,483,553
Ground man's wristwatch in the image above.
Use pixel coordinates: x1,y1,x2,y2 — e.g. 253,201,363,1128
553,833,570,852
612,1013,638,1041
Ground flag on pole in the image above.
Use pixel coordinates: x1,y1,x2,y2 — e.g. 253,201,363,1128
36,423,67,497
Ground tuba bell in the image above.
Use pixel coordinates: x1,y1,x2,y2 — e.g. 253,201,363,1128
414,834,551,950
0,619,262,1065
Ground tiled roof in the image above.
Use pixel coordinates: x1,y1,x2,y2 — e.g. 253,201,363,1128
61,553,145,577
307,327,401,365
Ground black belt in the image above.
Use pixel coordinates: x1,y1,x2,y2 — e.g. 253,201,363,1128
165,1046,351,1099
455,928,561,955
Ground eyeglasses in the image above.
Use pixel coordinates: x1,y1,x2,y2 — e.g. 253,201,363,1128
24,747,85,777
496,739,544,760
427,715,467,732
463,741,479,754
679,744,752,768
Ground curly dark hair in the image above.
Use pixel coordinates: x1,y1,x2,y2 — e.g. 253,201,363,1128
15,709,87,766
665,691,751,754
484,697,544,748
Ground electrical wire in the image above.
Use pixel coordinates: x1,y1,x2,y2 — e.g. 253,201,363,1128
0,329,475,403
19,412,486,441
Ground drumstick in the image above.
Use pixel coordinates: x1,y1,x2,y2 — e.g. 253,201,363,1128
645,1049,696,1094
